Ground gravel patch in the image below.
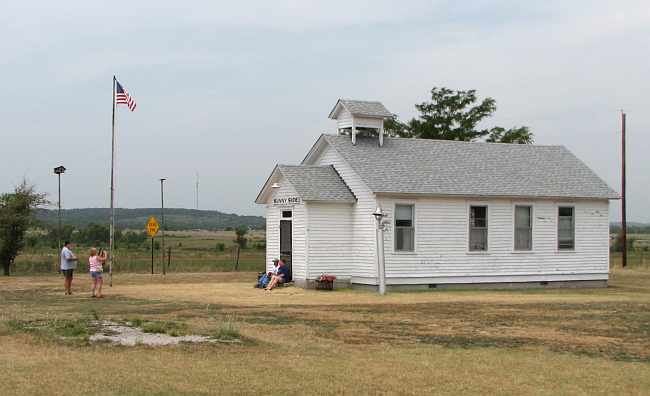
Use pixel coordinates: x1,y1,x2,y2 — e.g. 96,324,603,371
89,321,220,346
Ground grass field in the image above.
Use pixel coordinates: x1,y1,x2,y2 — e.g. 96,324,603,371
1,269,649,395
13,230,267,274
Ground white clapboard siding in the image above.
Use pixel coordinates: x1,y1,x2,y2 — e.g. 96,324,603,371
264,177,307,280
335,108,353,129
335,110,383,130
376,196,609,282
306,203,353,278
351,116,383,129
310,144,378,279
291,203,307,280
265,205,279,273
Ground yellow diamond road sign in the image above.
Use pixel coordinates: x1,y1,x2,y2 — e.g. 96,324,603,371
146,216,160,237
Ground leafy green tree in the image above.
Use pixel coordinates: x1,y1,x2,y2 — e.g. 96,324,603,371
383,116,409,137
121,230,147,248
234,225,248,249
486,126,534,144
78,223,109,246
386,87,534,144
0,182,47,276
45,224,75,248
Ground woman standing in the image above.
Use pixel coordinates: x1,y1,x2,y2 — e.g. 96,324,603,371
88,248,107,298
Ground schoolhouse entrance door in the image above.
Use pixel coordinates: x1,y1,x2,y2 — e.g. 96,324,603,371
279,219,292,281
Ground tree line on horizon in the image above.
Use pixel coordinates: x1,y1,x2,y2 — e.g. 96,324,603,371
33,207,265,231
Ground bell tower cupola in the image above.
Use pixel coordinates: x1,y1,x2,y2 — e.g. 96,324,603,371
328,99,393,147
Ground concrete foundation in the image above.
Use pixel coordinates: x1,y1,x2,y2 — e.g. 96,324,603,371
351,279,608,292
294,278,352,289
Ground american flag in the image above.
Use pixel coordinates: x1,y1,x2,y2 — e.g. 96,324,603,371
115,79,137,111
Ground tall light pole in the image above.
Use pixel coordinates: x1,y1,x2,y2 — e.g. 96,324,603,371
620,111,627,268
373,207,387,295
53,166,66,255
160,178,166,275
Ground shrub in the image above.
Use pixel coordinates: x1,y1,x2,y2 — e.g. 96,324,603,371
234,226,248,249
611,235,637,252
212,321,240,341
140,320,186,336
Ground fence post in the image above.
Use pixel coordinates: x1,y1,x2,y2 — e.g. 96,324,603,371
641,247,647,267
167,247,171,269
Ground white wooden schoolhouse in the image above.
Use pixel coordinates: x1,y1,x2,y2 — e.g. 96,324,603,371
255,99,618,289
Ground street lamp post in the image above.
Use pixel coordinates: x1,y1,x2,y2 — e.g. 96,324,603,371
53,166,66,256
160,178,166,276
373,207,388,295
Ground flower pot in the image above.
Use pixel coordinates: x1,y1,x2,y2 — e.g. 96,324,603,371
315,279,333,291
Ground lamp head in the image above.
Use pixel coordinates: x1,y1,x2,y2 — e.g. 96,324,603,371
372,207,385,221
54,166,66,175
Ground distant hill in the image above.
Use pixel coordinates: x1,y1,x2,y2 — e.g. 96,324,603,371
33,208,265,231
610,222,650,234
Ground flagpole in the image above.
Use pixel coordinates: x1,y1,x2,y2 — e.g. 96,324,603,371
109,76,116,286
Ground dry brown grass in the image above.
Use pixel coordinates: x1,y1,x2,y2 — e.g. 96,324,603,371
1,269,649,395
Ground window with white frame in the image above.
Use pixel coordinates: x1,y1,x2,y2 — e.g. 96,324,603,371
395,204,414,252
558,206,575,250
514,205,533,251
469,206,488,251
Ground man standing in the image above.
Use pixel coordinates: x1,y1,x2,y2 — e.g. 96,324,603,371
60,241,78,295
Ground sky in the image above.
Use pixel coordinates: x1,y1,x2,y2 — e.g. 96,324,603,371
1,1,649,221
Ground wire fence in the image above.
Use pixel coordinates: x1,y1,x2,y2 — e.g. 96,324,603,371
610,250,649,269
11,247,650,274
12,248,265,274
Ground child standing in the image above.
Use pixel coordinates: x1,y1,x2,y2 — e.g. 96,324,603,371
88,248,106,298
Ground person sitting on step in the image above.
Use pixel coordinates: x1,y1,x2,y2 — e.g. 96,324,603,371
265,259,289,291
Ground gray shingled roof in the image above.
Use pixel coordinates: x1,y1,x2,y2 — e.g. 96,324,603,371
278,165,356,203
331,99,393,118
312,135,618,200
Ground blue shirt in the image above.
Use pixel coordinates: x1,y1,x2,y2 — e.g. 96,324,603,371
277,265,290,281
60,247,77,270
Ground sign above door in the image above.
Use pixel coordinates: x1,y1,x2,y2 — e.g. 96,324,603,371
272,197,302,206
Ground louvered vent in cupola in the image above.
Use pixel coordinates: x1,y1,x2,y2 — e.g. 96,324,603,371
328,99,393,147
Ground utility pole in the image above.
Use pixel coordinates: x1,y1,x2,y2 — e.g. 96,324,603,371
621,111,627,268
160,178,167,275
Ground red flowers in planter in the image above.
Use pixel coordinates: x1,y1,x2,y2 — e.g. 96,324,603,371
318,274,336,282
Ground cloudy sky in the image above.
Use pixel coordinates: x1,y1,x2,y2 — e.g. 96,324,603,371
2,1,649,220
